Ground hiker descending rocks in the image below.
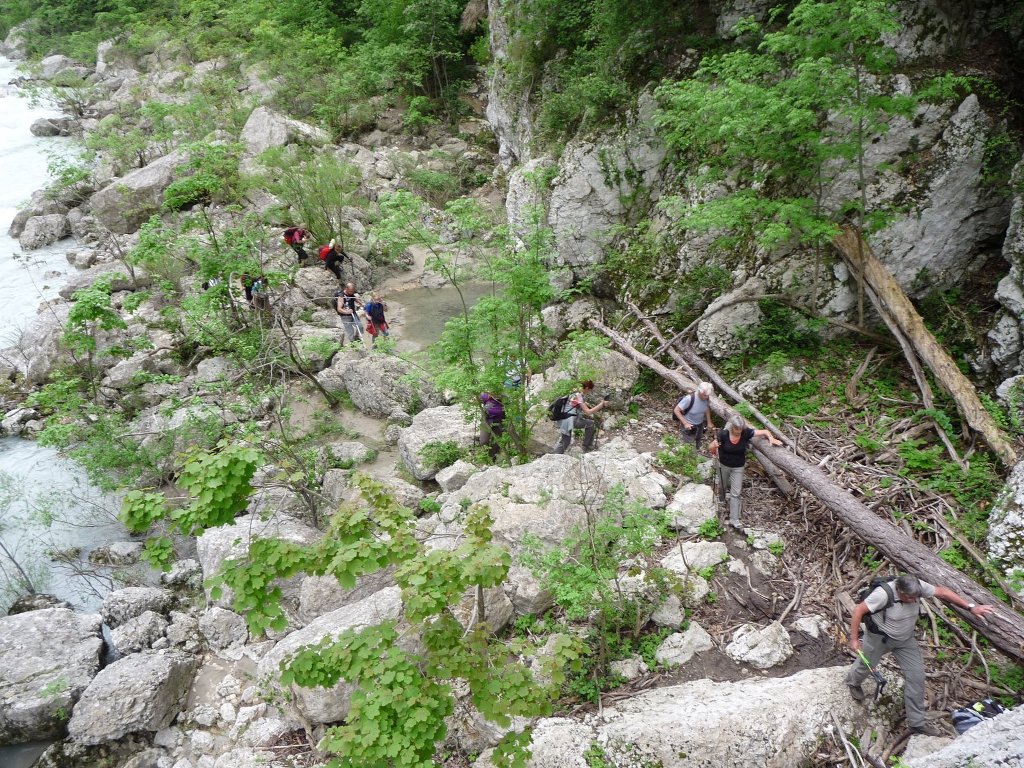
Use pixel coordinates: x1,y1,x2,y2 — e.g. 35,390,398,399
846,573,995,736
551,380,608,455
335,282,363,345
283,225,310,263
674,381,715,450
363,293,390,345
319,238,350,281
708,414,782,529
479,392,505,460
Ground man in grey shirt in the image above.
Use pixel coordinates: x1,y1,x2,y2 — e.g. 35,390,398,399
847,574,995,736
673,381,714,450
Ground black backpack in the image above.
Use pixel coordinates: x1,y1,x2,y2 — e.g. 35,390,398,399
670,393,696,423
857,577,897,636
951,698,1006,735
548,395,571,422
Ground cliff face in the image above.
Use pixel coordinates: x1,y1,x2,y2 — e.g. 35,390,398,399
486,0,1024,371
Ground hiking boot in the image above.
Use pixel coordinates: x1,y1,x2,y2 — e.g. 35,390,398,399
908,723,944,737
847,684,866,702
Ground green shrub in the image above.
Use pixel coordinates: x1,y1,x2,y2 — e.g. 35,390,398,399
418,440,464,471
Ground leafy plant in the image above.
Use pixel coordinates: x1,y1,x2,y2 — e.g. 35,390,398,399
697,518,724,540
418,440,464,472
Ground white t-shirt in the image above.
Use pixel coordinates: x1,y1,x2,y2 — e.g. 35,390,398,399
863,580,936,640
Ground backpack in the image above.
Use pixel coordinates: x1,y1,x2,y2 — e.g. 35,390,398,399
283,227,299,244
548,395,571,422
482,395,505,422
319,245,332,261
857,577,897,636
670,394,696,423
951,699,1006,735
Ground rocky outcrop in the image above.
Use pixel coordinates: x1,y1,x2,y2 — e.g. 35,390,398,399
317,350,441,418
476,667,869,768
0,608,104,743
725,622,794,669
398,405,478,480
239,106,330,160
196,513,320,608
18,213,70,250
88,151,188,234
101,587,174,628
257,586,404,723
986,458,1024,597
68,650,198,744
904,704,1023,768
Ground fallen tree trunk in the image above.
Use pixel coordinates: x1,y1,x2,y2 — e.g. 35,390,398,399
833,228,1017,467
591,318,1024,664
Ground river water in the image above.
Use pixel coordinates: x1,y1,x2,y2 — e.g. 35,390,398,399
0,57,124,621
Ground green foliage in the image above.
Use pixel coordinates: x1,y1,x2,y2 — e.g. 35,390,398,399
63,275,129,357
418,440,464,472
163,143,243,211
987,662,1024,707
655,0,914,250
504,0,693,144
697,517,724,540
403,95,438,134
655,436,700,480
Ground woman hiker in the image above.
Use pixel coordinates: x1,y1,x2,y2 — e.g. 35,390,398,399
709,414,783,529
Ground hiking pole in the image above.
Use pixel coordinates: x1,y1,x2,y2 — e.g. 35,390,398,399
856,649,887,702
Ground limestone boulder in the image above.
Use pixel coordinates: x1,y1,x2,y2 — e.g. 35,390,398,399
0,608,103,743
660,541,728,574
257,586,404,723
904,705,1024,768
398,405,478,481
58,263,149,299
435,459,477,492
298,569,397,624
198,607,248,650
986,458,1024,596
990,154,1024,377
196,513,320,608
322,440,375,467
88,151,188,234
37,54,84,80
666,483,717,533
101,587,173,629
18,213,70,250
7,190,67,238
697,278,766,359
111,611,169,655
655,623,714,666
240,106,330,159
0,21,29,59
725,622,794,669
68,650,198,745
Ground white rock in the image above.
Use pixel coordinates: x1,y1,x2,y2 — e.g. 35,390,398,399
111,611,169,654
655,623,714,666
101,587,173,628
611,656,649,681
435,459,477,492
666,483,717,533
725,622,794,669
660,542,728,574
198,607,248,650
398,405,478,480
650,595,686,628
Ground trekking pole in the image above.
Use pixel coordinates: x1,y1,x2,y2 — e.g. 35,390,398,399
856,649,887,702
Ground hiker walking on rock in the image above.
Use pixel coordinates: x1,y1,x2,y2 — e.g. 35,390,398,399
708,414,782,529
674,381,715,450
284,226,311,263
319,239,349,281
846,574,994,736
363,293,390,345
552,380,607,455
335,282,363,345
479,392,506,461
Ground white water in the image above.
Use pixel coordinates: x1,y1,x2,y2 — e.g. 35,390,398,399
0,57,125,617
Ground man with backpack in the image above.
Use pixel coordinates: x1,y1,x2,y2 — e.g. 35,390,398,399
847,573,995,736
283,226,310,263
674,381,715,450
335,282,363,345
551,380,608,455
363,293,390,345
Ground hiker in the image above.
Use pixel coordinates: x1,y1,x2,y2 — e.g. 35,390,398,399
319,239,349,281
846,574,995,736
674,381,715,450
552,380,608,455
708,414,782,529
335,282,363,345
363,293,390,344
251,274,270,311
240,273,255,306
479,392,506,460
283,226,311,263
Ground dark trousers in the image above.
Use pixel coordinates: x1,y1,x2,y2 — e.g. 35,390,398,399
290,243,309,263
680,422,706,450
325,255,344,280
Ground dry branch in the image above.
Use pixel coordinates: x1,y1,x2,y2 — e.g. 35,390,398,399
833,227,1017,466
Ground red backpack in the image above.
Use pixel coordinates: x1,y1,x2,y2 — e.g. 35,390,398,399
319,245,331,261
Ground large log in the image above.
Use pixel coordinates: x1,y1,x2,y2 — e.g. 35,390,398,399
591,319,1024,664
833,228,1017,467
